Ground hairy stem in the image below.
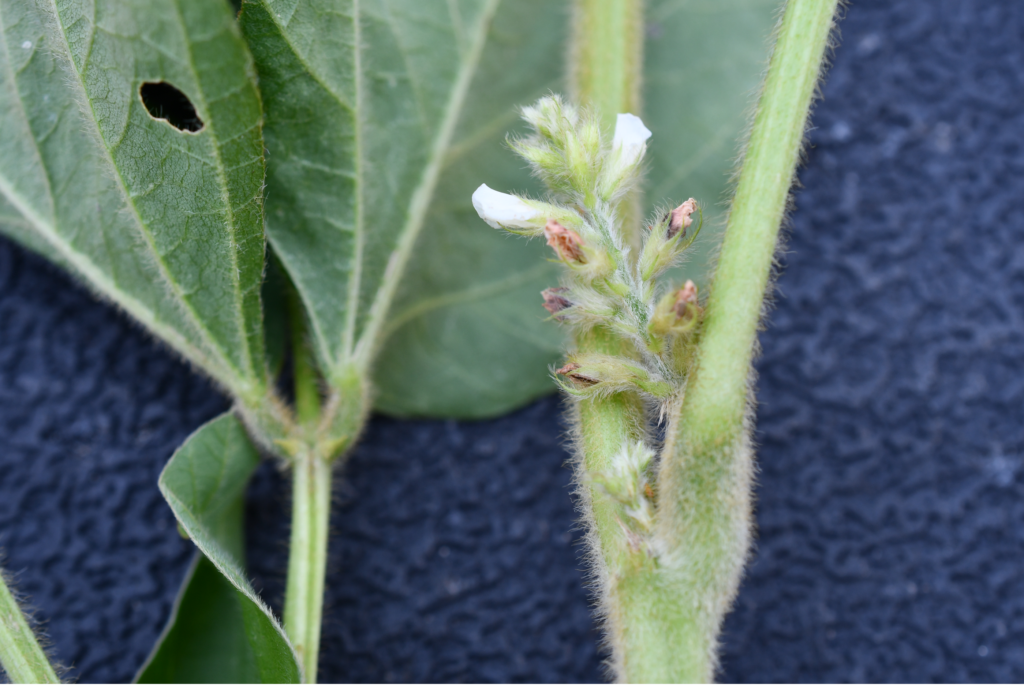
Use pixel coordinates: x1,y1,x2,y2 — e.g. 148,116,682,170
567,0,841,681
571,0,643,128
289,286,323,427
283,288,331,683
284,452,331,683
0,567,59,684
652,0,841,681
571,0,645,253
568,0,650,679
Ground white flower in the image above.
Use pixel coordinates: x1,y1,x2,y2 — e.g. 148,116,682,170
611,113,652,167
472,184,542,230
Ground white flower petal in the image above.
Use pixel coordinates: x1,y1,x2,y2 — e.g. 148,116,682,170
472,184,542,230
612,113,652,166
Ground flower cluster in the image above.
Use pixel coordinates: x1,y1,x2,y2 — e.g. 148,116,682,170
471,95,704,402
472,96,707,556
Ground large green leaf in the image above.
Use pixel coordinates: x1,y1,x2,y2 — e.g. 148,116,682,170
137,414,301,684
0,0,269,403
644,0,783,287
239,0,567,418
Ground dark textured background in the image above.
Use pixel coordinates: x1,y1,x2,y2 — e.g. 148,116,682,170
2,0,1024,682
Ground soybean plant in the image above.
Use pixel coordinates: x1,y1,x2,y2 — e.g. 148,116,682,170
473,0,840,679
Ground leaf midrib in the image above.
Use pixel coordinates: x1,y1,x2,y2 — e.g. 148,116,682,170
343,0,365,361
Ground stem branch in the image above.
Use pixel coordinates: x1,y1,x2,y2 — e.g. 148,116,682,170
288,285,322,427
569,0,840,681
283,284,332,683
653,0,840,681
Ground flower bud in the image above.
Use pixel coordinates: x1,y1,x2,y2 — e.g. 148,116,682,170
649,280,701,340
593,440,657,539
611,113,652,168
472,184,543,232
673,280,699,318
639,200,703,280
541,287,573,316
668,199,697,239
544,219,586,263
554,354,672,399
555,362,599,387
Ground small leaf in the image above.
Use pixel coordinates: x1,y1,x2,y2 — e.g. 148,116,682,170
137,414,301,684
0,0,269,404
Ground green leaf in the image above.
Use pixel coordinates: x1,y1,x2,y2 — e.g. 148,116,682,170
239,0,566,419
644,0,783,287
0,0,269,405
137,414,301,684
371,0,571,418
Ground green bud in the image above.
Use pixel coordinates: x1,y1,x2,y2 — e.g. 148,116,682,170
639,200,702,281
554,354,672,399
649,280,701,339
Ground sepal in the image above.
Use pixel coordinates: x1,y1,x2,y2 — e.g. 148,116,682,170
638,200,702,281
649,280,702,340
554,354,673,399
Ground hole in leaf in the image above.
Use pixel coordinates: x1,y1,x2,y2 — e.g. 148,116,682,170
140,81,204,132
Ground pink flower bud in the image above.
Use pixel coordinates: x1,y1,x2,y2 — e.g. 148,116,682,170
673,280,699,319
668,199,697,239
555,362,599,386
541,287,573,315
544,219,587,263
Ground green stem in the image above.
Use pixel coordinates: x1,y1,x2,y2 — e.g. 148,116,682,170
571,0,645,253
569,0,650,679
650,1,840,682
0,568,59,684
673,0,839,445
283,284,330,683
284,452,331,683
288,286,322,427
570,0,840,680
571,0,643,129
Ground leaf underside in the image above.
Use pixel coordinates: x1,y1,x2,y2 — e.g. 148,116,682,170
0,0,269,403
137,413,301,684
